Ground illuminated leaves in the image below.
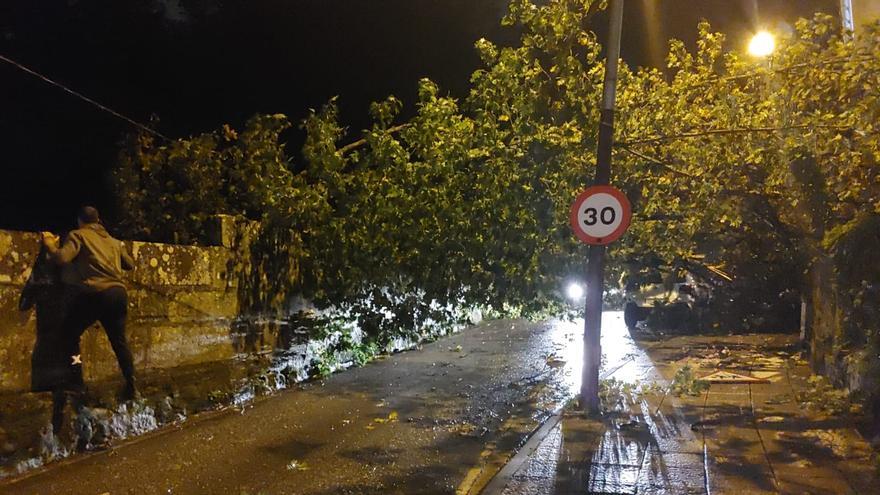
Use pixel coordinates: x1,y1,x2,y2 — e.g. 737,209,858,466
113,2,879,344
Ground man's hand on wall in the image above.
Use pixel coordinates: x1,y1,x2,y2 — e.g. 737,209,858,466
40,232,60,250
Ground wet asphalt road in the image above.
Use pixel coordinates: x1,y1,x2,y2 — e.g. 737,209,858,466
1,317,597,495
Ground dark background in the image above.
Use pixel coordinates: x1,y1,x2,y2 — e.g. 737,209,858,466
0,0,837,232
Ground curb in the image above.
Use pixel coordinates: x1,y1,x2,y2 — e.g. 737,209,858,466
480,412,563,494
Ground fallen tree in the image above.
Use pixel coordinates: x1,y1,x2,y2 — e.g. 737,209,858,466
112,2,880,412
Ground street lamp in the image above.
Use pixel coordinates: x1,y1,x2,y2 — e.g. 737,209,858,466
748,31,776,57
566,282,584,301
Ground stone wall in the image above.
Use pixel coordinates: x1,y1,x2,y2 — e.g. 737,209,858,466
0,228,243,393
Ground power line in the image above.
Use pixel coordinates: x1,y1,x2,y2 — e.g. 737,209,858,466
0,52,170,141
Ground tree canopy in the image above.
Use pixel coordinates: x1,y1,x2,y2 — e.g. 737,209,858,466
113,0,880,387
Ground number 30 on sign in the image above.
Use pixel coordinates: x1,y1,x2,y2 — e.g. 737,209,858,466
569,185,632,245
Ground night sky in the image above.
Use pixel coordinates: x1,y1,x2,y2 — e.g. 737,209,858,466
0,0,837,232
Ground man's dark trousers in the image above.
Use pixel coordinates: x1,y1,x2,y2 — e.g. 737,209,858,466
62,286,135,391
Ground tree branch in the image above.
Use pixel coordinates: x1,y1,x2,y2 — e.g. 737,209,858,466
696,53,874,88
614,145,699,179
338,124,411,155
618,124,850,146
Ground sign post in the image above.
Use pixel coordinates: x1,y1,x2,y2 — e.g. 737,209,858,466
577,0,625,414
570,185,632,413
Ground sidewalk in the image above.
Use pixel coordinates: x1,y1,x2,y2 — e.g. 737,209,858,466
484,330,878,495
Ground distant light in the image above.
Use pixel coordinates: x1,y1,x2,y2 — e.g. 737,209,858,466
748,31,775,57
566,283,584,301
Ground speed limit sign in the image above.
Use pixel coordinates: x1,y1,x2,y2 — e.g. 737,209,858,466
570,185,632,245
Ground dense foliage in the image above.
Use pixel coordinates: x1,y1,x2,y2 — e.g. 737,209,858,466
613,13,880,391
114,0,879,398
113,1,611,337
114,114,296,244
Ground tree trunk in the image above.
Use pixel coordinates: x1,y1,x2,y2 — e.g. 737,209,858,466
806,252,844,378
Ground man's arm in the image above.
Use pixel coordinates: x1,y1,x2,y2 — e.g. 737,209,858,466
120,242,135,271
44,231,81,265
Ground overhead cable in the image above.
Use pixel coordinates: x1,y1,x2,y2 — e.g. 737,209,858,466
0,52,170,141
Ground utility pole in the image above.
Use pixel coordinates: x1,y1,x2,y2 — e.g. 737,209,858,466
581,0,624,414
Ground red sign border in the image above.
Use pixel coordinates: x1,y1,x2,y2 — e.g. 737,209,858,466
569,185,632,245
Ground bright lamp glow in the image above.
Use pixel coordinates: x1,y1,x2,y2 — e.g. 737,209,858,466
748,31,775,57
566,283,584,301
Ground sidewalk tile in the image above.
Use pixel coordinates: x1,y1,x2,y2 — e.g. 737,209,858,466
582,462,640,494
583,430,648,468
777,477,853,495
833,456,879,494
642,451,705,469
511,424,562,479
635,452,706,494
499,478,556,495
554,460,641,494
641,414,705,454
635,467,707,494
772,462,854,495
709,454,777,494
704,425,765,456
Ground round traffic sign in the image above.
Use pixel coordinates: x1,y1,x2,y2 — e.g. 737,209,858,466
569,185,632,245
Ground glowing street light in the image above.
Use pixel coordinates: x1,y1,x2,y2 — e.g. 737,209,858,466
748,31,776,57
566,282,585,301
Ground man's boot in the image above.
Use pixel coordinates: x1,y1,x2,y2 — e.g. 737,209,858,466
119,377,139,402
51,389,67,436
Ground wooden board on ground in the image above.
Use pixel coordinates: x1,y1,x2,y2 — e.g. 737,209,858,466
700,371,770,384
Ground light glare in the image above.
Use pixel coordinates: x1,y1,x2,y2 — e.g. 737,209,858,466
566,283,584,301
748,31,775,57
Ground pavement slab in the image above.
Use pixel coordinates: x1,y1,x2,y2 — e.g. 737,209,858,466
500,423,562,495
